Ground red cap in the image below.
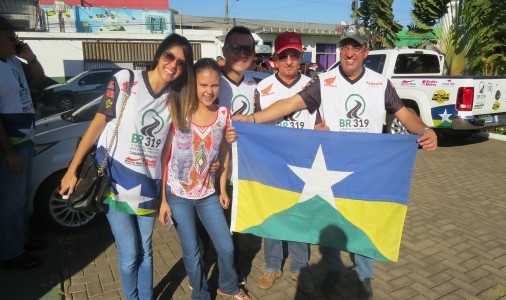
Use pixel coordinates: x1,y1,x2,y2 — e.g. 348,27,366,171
275,32,303,54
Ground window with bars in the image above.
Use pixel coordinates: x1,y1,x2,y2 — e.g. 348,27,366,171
144,15,166,33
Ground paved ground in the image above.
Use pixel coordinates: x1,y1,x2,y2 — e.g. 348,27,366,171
1,133,505,300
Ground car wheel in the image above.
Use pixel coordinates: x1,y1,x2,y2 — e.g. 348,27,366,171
58,95,74,111
385,107,418,134
34,170,97,231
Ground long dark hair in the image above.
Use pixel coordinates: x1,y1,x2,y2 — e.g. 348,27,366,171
152,33,196,131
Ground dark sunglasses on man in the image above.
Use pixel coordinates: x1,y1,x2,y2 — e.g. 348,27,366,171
276,51,303,62
226,44,254,56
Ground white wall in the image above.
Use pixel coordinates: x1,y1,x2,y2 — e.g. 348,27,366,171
18,31,340,80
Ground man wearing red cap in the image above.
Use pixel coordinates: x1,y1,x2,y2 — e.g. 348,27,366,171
254,31,318,293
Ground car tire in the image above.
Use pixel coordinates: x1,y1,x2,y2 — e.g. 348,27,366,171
34,170,98,231
385,107,418,134
57,95,74,111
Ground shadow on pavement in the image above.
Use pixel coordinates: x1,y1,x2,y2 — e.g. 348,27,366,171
0,216,112,300
436,130,490,147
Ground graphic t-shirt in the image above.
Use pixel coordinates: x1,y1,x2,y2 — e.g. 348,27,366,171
0,56,35,149
218,71,257,115
299,66,404,134
255,73,318,129
166,105,230,199
96,69,171,215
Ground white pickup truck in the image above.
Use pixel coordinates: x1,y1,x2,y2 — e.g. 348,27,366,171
327,48,506,135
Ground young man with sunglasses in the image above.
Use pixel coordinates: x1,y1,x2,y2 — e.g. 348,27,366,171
218,26,257,116
215,25,258,287
0,16,47,270
230,25,437,299
254,32,318,293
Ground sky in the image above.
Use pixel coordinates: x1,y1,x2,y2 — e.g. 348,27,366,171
168,0,414,29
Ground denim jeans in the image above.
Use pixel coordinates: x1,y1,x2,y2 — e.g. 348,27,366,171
167,193,238,300
322,246,374,281
106,209,155,300
0,146,32,260
264,238,309,274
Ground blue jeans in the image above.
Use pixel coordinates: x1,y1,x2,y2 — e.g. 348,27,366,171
322,246,374,281
106,209,155,300
167,193,238,300
0,146,32,260
264,238,309,274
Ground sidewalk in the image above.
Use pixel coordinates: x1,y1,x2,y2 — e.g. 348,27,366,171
1,135,505,299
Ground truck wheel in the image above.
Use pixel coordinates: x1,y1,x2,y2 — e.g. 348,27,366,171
34,170,98,232
58,95,74,111
386,107,418,134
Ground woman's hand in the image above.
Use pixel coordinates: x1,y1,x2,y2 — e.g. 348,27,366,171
225,125,237,144
158,199,173,225
59,171,78,197
210,160,220,176
219,193,230,209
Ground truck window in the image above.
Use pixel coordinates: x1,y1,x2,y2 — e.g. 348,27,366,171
364,54,386,73
393,54,440,74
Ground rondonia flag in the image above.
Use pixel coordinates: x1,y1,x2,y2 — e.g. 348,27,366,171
230,121,419,262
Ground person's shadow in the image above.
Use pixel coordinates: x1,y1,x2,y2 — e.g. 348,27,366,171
153,258,186,299
292,224,372,300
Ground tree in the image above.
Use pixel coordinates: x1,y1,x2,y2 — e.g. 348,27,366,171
357,0,403,49
408,0,505,75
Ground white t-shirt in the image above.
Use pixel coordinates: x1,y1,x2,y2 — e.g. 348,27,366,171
218,71,257,115
0,56,35,148
299,66,404,134
255,73,317,129
96,69,171,215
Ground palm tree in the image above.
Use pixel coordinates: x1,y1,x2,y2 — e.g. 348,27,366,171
357,0,403,49
408,0,505,75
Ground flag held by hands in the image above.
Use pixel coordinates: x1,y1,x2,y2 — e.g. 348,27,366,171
230,121,419,262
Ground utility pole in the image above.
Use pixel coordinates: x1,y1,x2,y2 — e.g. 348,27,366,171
225,0,229,31
352,0,359,24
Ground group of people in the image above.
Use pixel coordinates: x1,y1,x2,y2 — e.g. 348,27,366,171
1,13,438,300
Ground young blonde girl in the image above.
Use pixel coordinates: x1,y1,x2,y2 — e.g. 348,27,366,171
159,58,250,300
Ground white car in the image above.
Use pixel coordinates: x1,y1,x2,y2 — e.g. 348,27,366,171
32,98,100,231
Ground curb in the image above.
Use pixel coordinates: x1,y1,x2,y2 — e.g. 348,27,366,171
478,132,506,141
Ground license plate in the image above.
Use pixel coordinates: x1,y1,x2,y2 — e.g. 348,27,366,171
481,115,493,123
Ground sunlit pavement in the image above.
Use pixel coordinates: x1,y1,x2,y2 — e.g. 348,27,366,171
1,133,505,300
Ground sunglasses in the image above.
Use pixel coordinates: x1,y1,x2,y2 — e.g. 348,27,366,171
226,44,254,56
277,51,303,62
161,51,186,71
340,45,365,54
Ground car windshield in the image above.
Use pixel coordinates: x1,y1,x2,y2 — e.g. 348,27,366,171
64,97,100,123
64,71,88,84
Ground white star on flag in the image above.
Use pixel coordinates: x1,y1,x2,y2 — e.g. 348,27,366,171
115,183,152,212
288,145,353,209
439,109,452,123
